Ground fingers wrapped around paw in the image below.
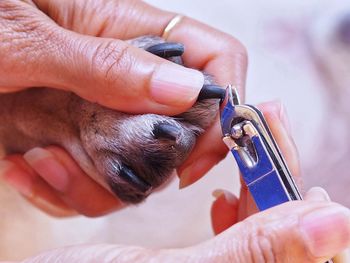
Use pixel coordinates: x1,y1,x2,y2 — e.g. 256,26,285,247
0,147,123,217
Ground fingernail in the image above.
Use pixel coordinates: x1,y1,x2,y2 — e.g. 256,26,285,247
301,206,350,258
24,148,69,192
260,100,292,136
279,102,292,137
212,189,225,198
305,187,331,202
179,156,218,189
0,160,33,197
151,63,204,107
212,189,237,205
32,195,76,217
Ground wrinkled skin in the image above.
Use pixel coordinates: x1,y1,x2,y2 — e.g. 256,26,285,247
0,36,219,203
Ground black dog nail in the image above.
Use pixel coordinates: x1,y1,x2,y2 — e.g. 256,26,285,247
119,165,152,193
146,43,184,58
153,123,181,141
197,85,226,101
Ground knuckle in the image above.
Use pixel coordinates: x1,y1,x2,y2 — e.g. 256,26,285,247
217,37,248,73
248,233,276,263
0,1,51,46
0,1,42,34
223,37,248,61
0,1,57,74
242,217,318,263
242,220,281,263
224,37,248,54
90,40,133,88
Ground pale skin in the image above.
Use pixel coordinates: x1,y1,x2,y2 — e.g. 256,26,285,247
0,0,349,262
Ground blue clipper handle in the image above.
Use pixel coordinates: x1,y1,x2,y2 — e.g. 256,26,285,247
231,135,291,211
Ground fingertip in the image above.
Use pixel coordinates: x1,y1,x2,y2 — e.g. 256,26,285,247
178,155,219,189
211,189,239,235
1,153,76,217
24,147,69,192
300,204,350,260
41,147,123,217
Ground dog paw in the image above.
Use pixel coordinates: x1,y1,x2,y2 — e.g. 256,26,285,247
77,105,203,203
74,36,222,203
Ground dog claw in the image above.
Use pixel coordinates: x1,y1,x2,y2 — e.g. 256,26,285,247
153,123,181,141
197,85,226,101
146,43,184,58
119,165,152,193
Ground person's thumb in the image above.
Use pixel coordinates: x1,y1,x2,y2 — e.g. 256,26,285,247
197,200,350,262
0,2,204,114
48,32,204,115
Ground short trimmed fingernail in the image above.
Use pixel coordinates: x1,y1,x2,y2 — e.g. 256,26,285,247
151,63,204,107
32,195,76,217
212,189,237,205
0,160,33,197
24,148,69,192
306,187,331,202
260,100,292,136
212,189,225,198
301,206,350,258
179,156,218,189
279,102,292,136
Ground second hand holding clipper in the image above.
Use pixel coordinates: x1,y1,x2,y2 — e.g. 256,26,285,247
219,85,333,263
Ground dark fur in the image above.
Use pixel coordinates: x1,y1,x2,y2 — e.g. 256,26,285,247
0,36,219,203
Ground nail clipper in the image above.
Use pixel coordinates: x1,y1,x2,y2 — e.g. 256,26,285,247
220,85,302,210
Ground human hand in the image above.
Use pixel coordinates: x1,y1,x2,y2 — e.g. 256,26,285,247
0,0,247,215
9,189,350,262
